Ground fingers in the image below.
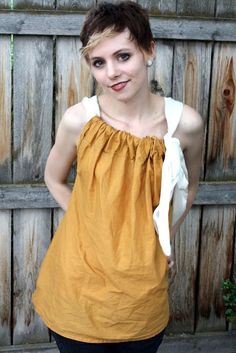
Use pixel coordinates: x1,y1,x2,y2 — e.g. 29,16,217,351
167,256,174,269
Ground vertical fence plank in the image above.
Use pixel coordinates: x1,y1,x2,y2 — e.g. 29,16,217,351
0,35,11,182
172,41,212,178
13,36,53,344
13,37,53,183
0,0,10,8
13,210,51,343
138,0,177,15
170,41,212,333
150,40,174,97
55,37,84,126
53,36,81,288
168,207,201,333
196,206,236,331
177,0,216,16
0,35,12,346
205,43,236,181
0,212,11,345
216,0,236,18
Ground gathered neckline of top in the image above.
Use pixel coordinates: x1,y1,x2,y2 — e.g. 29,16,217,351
94,96,169,144
89,116,166,147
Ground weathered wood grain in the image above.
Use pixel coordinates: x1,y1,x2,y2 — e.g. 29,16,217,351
0,34,11,346
216,0,236,18
53,208,64,233
206,43,236,181
55,37,82,127
1,12,236,41
151,40,174,97
0,211,11,345
172,41,212,118
172,41,212,177
138,0,177,15
13,36,53,182
168,207,201,333
13,209,51,344
177,0,215,17
56,0,94,11
0,0,10,9
14,0,54,10
0,35,11,183
12,35,53,344
55,37,87,181
0,182,235,209
196,206,236,331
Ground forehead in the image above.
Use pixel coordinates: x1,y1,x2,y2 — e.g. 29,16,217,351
88,29,138,59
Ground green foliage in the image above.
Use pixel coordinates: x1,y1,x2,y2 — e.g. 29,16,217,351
222,279,236,322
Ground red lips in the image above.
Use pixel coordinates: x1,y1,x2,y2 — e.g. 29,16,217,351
111,81,129,92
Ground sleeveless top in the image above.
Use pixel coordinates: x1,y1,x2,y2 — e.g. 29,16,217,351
32,95,188,343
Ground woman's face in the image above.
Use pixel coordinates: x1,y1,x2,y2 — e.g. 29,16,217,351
88,29,151,101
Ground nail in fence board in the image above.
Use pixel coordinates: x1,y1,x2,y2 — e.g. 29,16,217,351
13,35,53,344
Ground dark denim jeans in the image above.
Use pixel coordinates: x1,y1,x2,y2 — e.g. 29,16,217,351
51,328,165,353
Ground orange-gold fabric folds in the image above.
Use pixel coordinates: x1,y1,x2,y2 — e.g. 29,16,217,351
32,117,169,343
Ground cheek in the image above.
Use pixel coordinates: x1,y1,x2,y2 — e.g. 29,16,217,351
91,70,105,84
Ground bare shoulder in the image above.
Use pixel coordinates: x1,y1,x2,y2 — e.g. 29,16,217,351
179,104,204,134
60,102,87,133
175,104,204,150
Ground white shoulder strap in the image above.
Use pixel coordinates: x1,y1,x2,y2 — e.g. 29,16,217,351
82,95,100,121
164,97,184,137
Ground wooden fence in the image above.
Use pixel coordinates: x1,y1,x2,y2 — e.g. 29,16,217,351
0,0,236,351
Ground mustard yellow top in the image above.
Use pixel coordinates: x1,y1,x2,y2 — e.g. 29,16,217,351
32,113,169,343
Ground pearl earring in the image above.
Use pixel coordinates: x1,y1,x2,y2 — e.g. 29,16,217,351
146,59,153,67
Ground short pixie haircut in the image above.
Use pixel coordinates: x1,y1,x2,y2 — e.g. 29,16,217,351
80,1,154,58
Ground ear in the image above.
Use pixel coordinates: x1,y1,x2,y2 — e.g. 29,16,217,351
150,40,156,59
144,40,156,62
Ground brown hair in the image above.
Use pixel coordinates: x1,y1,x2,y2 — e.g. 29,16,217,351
80,1,153,56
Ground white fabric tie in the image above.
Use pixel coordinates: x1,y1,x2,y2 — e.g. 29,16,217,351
153,136,188,256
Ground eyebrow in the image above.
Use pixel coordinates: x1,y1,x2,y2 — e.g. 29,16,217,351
90,48,131,61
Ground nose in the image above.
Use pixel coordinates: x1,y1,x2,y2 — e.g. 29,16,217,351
106,60,120,79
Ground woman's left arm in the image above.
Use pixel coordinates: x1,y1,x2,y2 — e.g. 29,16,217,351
172,104,204,237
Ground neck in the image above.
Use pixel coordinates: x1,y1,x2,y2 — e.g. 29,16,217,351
99,90,156,123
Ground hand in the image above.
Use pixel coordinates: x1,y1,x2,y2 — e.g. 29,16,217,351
167,256,174,269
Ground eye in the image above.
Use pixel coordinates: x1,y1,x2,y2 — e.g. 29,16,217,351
92,59,105,68
117,53,130,62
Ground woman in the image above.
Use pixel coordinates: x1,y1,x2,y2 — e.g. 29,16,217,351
32,2,203,352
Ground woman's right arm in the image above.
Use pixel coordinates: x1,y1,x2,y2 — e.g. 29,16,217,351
44,103,86,211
